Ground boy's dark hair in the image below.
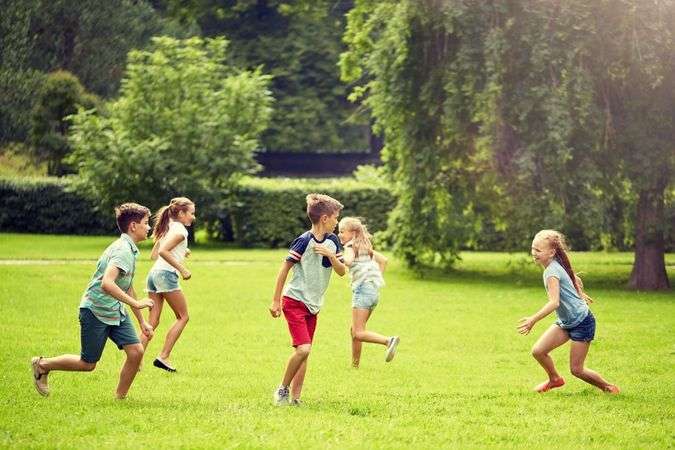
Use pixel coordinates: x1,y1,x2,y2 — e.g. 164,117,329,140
306,193,343,224
115,203,150,233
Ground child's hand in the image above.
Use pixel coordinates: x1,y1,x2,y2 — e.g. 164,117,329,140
135,298,154,310
313,244,332,257
141,321,154,338
185,249,191,258
269,300,281,318
517,316,536,335
180,269,192,280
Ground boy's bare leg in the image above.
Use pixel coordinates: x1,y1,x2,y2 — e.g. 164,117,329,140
290,358,308,400
38,355,96,372
281,344,311,387
116,343,144,399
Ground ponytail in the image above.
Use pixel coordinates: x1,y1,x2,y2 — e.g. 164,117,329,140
152,196,194,242
152,206,172,242
548,232,594,305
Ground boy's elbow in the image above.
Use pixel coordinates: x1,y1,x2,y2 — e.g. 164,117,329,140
101,280,114,294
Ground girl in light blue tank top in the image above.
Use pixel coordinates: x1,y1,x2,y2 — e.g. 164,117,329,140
338,217,399,368
517,230,619,394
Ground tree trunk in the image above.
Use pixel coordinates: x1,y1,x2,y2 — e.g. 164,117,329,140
628,187,670,290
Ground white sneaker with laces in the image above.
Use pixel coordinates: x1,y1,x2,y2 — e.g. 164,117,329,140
385,336,400,362
273,385,290,406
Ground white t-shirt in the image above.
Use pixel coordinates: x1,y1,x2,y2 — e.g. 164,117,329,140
152,221,189,273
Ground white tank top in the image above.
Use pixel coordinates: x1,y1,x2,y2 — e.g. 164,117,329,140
152,221,189,273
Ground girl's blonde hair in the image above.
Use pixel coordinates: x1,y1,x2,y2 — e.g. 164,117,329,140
152,197,194,242
339,217,373,258
534,229,593,304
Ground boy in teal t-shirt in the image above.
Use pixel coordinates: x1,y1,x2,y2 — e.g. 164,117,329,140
31,203,155,399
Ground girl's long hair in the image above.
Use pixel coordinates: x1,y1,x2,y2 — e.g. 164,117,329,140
152,197,194,242
536,230,593,304
339,217,373,258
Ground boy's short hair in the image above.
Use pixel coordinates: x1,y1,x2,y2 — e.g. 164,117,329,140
306,193,343,224
115,203,150,233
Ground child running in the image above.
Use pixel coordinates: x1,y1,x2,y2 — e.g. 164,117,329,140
269,194,346,406
518,229,619,394
31,203,154,399
141,197,195,373
338,217,399,368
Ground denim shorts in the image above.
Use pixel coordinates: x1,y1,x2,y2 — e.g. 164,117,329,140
562,311,596,342
79,308,140,363
146,269,180,293
352,281,380,310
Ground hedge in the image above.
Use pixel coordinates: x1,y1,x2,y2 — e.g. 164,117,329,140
0,177,394,245
0,177,115,235
223,177,394,247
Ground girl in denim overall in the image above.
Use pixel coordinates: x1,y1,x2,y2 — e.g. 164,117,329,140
518,229,619,394
338,217,399,368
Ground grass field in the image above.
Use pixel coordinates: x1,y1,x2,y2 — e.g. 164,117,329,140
1,233,673,449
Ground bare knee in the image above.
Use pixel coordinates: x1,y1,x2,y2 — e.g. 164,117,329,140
295,344,311,359
180,314,189,324
80,360,97,371
353,330,367,341
570,365,585,378
126,344,144,363
531,346,546,359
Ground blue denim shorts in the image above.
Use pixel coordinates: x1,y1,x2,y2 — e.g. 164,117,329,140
79,308,140,363
146,269,180,293
352,281,380,310
562,311,596,342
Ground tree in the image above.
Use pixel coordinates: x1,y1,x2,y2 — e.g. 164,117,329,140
68,37,273,226
154,0,370,152
342,0,672,289
29,70,98,176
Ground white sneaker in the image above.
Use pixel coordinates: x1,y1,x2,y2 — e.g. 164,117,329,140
385,336,400,362
273,385,290,406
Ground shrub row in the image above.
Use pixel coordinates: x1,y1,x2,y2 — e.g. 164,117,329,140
222,177,393,247
0,177,394,246
0,177,115,235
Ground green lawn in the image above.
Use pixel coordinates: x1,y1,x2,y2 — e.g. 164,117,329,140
1,233,673,449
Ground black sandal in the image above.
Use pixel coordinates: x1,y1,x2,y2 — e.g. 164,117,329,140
153,357,177,372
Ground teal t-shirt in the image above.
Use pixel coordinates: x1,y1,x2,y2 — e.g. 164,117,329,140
543,259,589,328
79,234,139,325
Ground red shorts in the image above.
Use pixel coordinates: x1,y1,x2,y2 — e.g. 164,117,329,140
282,296,317,347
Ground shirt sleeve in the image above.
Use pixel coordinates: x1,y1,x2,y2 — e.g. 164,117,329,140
109,248,133,275
286,234,310,263
328,234,344,263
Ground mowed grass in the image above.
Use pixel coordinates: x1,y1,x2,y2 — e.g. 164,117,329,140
0,233,673,449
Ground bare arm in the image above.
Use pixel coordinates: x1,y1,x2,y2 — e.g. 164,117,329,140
517,277,560,335
314,244,347,277
150,240,161,260
158,232,190,279
101,266,153,310
372,250,388,273
342,247,355,267
127,286,153,337
269,260,294,317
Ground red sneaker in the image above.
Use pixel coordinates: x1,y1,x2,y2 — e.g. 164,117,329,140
534,377,565,393
603,384,620,394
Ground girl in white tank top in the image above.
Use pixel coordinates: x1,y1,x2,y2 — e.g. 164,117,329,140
141,197,196,373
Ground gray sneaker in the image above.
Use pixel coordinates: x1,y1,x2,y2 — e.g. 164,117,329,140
273,385,290,406
31,356,49,396
385,336,400,362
